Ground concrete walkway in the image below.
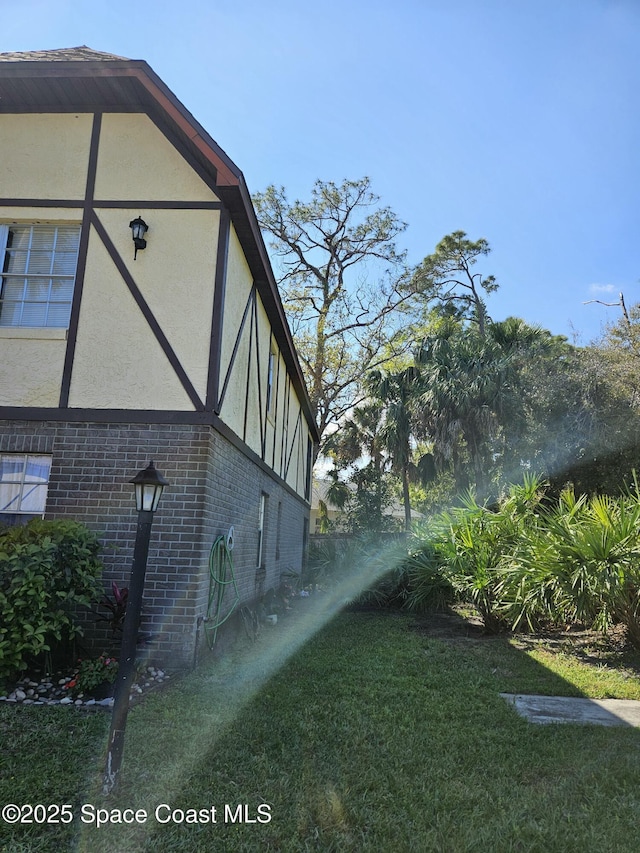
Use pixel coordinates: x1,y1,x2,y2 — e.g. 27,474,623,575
501,693,640,727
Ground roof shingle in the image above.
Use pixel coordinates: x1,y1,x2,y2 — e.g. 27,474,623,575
0,46,130,63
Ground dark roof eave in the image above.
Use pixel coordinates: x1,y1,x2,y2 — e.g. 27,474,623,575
235,178,321,445
0,59,243,186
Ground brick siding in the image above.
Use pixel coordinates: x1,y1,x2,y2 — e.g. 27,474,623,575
0,420,309,666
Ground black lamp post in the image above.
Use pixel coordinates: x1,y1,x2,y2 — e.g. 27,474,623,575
103,461,168,794
129,216,148,260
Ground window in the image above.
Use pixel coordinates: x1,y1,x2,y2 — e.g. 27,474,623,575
302,517,309,574
0,454,52,525
0,224,81,328
265,348,276,417
305,436,313,501
275,500,282,561
257,491,269,568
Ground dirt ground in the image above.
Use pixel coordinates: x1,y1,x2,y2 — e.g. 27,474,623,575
411,604,639,670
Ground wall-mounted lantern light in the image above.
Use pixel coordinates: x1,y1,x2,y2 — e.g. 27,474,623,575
129,216,148,260
103,460,169,794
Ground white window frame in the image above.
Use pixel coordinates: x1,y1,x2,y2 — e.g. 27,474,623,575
266,347,276,419
0,223,81,328
275,500,282,561
257,491,269,569
0,454,52,524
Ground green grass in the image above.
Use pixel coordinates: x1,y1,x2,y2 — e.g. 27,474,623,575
2,609,640,852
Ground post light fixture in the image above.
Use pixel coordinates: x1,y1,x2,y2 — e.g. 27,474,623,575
103,460,169,794
129,216,148,260
130,460,168,512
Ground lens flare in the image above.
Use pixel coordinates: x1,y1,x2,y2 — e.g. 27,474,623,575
77,536,407,851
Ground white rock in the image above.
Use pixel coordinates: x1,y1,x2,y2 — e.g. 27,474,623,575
85,699,96,706
74,700,83,706
98,698,114,707
60,696,73,705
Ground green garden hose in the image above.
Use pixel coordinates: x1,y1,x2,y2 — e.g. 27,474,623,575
204,533,240,649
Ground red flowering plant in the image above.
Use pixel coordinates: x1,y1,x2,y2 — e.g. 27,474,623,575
66,653,118,696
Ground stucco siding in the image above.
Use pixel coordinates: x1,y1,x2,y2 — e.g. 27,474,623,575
93,114,220,202
0,336,66,406
90,207,219,402
219,225,254,381
68,229,197,410
0,113,92,200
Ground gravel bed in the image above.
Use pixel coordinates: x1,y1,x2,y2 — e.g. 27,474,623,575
0,666,171,709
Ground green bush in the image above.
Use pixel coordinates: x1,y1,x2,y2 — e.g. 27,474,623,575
0,519,104,680
405,475,640,647
307,535,410,608
72,652,118,695
503,488,640,644
406,476,545,632
305,538,339,588
404,535,455,612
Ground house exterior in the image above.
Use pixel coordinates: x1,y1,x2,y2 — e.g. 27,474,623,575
310,478,422,533
0,47,319,664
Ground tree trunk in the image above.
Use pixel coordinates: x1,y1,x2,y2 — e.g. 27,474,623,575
402,464,411,531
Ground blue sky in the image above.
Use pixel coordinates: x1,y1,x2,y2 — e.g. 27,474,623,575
3,0,639,344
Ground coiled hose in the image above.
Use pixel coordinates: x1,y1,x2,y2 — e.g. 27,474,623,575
204,534,240,649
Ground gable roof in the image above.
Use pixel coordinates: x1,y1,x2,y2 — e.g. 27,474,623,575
0,47,320,444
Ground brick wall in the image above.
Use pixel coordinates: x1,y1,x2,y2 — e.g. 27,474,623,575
0,419,309,666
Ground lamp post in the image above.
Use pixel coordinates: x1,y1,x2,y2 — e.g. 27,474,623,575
103,461,168,794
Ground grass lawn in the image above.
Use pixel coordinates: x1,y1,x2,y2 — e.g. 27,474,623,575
2,605,640,852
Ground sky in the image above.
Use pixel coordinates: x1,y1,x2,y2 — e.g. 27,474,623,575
2,0,639,345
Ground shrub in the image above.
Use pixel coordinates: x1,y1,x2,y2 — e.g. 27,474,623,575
405,475,546,632
504,487,640,645
0,519,104,680
405,475,640,647
96,581,128,635
307,535,409,608
403,536,455,612
67,652,118,696
305,538,339,588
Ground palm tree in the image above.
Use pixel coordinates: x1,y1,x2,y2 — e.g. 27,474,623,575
413,317,549,495
323,402,391,532
414,327,503,493
367,367,419,531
